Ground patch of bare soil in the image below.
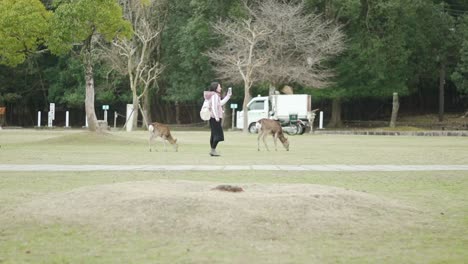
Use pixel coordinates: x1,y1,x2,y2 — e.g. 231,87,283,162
15,180,422,238
36,131,139,145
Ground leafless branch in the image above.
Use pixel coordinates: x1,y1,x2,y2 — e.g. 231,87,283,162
257,0,345,88
100,0,167,130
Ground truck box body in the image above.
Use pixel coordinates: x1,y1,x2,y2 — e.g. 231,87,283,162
236,94,312,130
271,94,311,120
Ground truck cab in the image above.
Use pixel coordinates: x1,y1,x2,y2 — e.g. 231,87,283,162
236,96,269,133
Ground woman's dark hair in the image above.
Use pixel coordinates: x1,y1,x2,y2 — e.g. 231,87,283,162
208,82,220,92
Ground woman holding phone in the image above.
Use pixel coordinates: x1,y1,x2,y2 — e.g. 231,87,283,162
203,82,232,156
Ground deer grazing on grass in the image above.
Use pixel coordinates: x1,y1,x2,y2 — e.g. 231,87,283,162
256,118,289,151
148,122,178,152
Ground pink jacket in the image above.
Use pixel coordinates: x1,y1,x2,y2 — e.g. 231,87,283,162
203,91,231,119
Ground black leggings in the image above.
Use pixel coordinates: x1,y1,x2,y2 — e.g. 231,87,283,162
209,118,224,149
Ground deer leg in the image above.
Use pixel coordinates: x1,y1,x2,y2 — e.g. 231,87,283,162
273,133,278,151
153,135,160,152
257,131,263,151
149,134,154,152
162,136,168,152
262,133,270,152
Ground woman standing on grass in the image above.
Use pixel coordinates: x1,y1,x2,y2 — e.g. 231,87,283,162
203,81,232,156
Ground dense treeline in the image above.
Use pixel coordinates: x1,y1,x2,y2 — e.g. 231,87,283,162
0,0,467,128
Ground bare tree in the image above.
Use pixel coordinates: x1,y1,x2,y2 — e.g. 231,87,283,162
206,0,344,133
103,0,167,131
206,2,270,133
257,0,345,93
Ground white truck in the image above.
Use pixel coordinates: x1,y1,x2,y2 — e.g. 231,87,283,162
236,94,314,134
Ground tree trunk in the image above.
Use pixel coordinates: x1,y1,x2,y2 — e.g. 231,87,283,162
130,89,139,131
389,92,399,128
268,83,276,96
142,90,151,129
84,61,98,132
438,62,446,122
138,102,149,129
328,98,342,128
242,85,252,133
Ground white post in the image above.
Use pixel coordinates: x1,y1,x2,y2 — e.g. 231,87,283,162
48,112,53,127
114,111,117,128
37,111,41,127
231,109,235,130
65,111,70,128
319,111,324,129
104,110,108,123
126,104,134,132
49,103,55,121
85,116,88,128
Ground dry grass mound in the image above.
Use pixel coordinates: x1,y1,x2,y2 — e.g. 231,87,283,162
15,180,421,237
35,131,140,145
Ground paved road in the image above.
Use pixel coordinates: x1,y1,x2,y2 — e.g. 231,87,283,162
1,164,468,172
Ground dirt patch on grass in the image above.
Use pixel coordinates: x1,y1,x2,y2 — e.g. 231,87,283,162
15,180,422,237
35,131,140,145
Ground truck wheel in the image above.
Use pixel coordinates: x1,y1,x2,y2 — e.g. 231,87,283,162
248,123,258,134
298,124,305,135
286,124,299,135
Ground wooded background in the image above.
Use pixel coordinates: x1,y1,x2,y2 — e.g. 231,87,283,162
0,0,467,128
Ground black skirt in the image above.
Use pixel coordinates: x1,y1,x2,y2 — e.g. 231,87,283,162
209,118,224,145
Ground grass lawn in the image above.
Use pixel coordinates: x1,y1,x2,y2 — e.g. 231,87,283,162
0,129,467,263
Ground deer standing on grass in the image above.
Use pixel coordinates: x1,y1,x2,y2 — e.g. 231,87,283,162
148,122,178,152
256,118,289,151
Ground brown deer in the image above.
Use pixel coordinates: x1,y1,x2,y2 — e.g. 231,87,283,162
256,118,289,151
148,122,178,152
